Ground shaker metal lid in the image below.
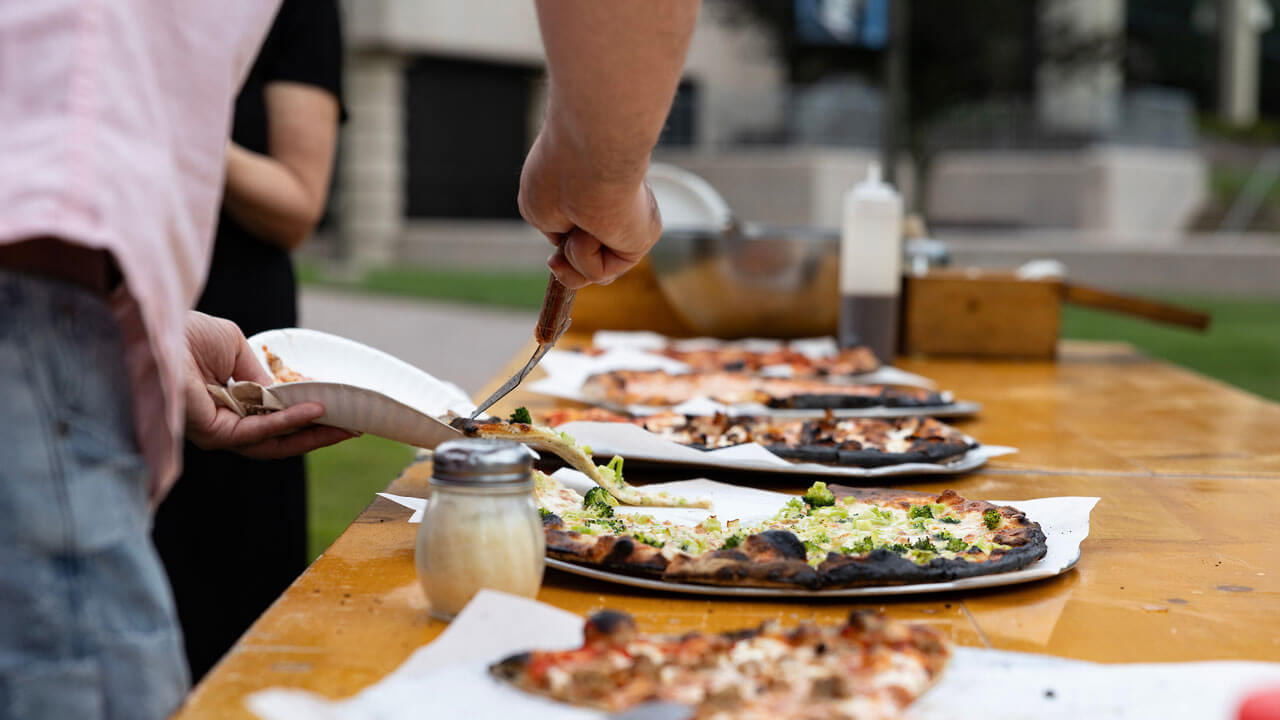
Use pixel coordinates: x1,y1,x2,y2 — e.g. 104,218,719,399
431,438,533,486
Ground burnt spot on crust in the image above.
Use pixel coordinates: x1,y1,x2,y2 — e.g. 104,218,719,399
663,552,822,590
744,530,808,561
449,417,484,435
768,394,881,410
584,610,637,646
488,651,531,681
541,512,564,529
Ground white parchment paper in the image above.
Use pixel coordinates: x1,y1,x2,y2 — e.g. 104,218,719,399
248,590,1280,720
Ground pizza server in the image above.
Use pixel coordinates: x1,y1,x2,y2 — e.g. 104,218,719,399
469,275,576,419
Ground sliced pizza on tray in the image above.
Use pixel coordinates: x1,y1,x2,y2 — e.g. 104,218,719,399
582,369,952,409
545,408,977,468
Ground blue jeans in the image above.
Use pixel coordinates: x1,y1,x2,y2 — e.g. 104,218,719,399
0,270,189,719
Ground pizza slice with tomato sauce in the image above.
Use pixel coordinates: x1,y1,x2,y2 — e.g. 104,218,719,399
491,609,950,719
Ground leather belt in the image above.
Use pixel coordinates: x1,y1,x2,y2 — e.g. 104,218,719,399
0,237,122,297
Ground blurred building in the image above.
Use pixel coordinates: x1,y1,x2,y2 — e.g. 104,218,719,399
336,0,784,266
327,0,1274,268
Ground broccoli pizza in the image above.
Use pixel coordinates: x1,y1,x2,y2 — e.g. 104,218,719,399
535,475,1047,590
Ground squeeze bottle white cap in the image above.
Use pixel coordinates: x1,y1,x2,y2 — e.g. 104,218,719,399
851,161,897,201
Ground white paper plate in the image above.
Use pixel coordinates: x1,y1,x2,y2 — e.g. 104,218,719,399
246,329,473,449
557,421,1015,479
646,163,733,232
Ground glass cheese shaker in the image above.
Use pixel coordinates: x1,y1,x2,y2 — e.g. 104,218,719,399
414,438,546,621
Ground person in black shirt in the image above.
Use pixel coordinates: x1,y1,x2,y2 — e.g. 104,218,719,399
152,0,345,682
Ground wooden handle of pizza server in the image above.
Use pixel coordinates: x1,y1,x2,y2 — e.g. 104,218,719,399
535,276,578,345
1061,282,1211,332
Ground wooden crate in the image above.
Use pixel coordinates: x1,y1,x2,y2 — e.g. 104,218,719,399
901,269,1062,359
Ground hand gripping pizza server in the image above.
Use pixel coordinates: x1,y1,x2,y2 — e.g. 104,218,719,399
469,276,576,420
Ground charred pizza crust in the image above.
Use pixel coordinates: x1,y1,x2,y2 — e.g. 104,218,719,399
581,369,951,409
541,484,1047,590
490,609,950,720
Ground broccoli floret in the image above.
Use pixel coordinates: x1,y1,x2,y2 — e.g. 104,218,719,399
907,504,934,519
911,537,935,552
945,537,968,553
632,533,665,549
938,516,961,524
846,535,876,554
868,507,893,521
508,406,532,424
537,507,553,518
721,533,744,550
983,509,1001,530
886,543,910,554
802,481,836,507
592,517,625,534
583,487,619,517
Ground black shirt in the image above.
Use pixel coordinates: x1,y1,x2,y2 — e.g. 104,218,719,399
196,0,345,335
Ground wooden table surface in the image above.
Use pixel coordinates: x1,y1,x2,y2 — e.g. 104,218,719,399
175,339,1280,718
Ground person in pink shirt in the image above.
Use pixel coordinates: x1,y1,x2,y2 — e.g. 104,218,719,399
0,1,698,718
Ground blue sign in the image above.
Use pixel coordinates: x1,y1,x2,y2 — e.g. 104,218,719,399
795,0,889,49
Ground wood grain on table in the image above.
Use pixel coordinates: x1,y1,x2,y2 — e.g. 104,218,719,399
175,340,1280,719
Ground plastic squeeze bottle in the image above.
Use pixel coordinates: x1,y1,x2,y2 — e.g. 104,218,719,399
838,161,903,362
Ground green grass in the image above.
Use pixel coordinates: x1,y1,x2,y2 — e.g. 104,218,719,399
305,435,415,560
298,261,546,310
1060,294,1280,403
302,286,1279,559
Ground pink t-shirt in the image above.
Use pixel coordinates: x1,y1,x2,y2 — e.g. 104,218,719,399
0,0,281,500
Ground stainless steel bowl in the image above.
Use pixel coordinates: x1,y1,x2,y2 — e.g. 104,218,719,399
648,224,840,338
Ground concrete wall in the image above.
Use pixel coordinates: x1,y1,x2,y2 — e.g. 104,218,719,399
928,148,1207,240
654,148,913,228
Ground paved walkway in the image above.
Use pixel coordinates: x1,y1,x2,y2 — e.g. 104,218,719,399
299,289,537,395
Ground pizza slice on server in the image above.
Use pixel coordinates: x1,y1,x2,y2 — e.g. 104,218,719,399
450,411,711,509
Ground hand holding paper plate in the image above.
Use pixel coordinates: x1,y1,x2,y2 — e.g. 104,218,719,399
207,329,476,450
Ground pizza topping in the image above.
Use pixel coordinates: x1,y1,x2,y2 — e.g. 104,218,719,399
262,346,311,383
508,406,533,424
801,481,836,507
984,508,1001,530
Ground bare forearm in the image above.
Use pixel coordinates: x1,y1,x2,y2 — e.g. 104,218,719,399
535,0,699,187
222,143,322,251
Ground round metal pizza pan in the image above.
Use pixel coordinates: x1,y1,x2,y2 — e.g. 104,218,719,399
545,548,1081,598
